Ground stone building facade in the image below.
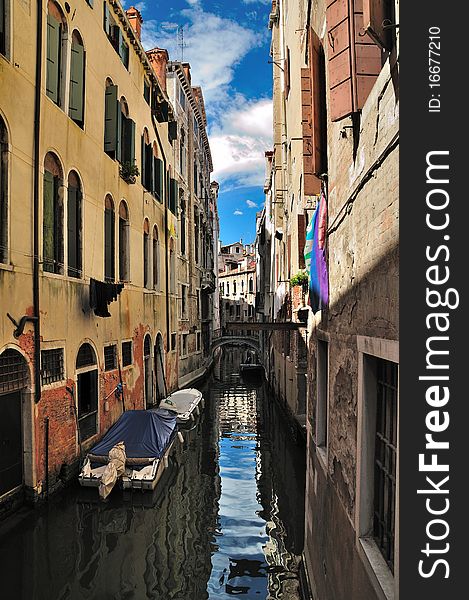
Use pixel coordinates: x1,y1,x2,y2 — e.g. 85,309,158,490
258,1,399,598
0,2,218,515
218,243,257,335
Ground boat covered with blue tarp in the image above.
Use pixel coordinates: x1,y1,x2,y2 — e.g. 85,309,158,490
78,409,178,494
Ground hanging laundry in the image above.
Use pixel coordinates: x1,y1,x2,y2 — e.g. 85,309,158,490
303,190,329,313
90,278,124,318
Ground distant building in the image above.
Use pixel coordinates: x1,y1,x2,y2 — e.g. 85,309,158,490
218,242,257,335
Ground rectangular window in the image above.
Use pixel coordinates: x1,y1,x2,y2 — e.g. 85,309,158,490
171,332,177,352
153,157,164,202
104,84,118,157
41,348,65,386
196,331,201,352
196,289,201,320
374,358,398,571
181,284,188,319
316,339,329,452
104,344,117,371
356,338,398,590
180,333,188,357
169,178,178,215
122,341,132,367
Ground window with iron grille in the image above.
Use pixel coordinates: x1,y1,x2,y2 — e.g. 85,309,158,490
104,345,117,371
0,349,28,394
41,348,64,385
122,341,132,367
373,359,398,572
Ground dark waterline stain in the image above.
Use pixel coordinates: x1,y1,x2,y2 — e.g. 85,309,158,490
0,347,306,600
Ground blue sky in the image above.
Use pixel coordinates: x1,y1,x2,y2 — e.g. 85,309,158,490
127,0,273,245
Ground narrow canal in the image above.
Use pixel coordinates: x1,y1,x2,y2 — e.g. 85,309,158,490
0,346,306,600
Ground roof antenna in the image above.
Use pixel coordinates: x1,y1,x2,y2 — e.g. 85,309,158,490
177,25,187,62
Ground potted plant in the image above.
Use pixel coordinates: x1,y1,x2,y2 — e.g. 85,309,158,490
290,270,310,322
120,162,140,184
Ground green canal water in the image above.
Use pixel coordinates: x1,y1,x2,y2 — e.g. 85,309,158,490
0,346,306,599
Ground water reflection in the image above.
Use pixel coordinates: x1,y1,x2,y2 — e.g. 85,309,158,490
0,346,305,600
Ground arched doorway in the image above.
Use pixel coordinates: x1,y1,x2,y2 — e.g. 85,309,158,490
154,333,166,403
76,343,98,442
144,334,154,408
0,349,29,497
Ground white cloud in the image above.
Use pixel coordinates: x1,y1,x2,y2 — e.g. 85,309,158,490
209,97,272,187
246,200,258,208
140,3,272,190
234,210,244,216
141,7,263,108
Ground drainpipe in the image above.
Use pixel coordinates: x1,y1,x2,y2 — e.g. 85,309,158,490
33,0,43,403
152,118,170,353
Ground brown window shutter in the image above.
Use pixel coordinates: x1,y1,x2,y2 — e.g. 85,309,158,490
362,0,391,50
353,1,382,108
298,214,306,269
326,0,381,121
326,0,354,122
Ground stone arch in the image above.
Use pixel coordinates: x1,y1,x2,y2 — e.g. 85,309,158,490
0,347,31,497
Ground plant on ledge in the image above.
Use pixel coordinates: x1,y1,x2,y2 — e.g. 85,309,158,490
120,162,139,184
290,270,309,289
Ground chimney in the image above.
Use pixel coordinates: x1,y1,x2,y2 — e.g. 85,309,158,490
182,62,191,85
146,48,169,92
126,7,143,40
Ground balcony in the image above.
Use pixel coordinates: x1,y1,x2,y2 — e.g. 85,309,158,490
201,269,216,293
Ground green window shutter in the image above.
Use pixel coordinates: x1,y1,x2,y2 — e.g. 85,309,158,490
69,42,85,125
120,38,129,69
141,135,146,188
68,185,81,277
105,208,115,281
103,3,110,35
104,84,118,154
43,172,55,272
122,118,135,165
145,144,152,191
154,158,163,202
46,15,61,104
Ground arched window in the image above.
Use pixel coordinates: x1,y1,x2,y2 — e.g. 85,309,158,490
249,277,253,293
46,1,67,107
43,152,64,274
153,225,159,291
144,334,153,407
226,282,230,295
241,280,244,294
0,116,8,263
76,343,98,441
233,281,237,295
69,30,85,127
143,218,150,288
104,195,115,281
141,128,152,191
67,170,82,278
119,200,130,281
104,85,135,165
180,194,186,256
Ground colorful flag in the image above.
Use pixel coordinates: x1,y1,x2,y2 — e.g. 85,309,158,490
304,191,329,313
